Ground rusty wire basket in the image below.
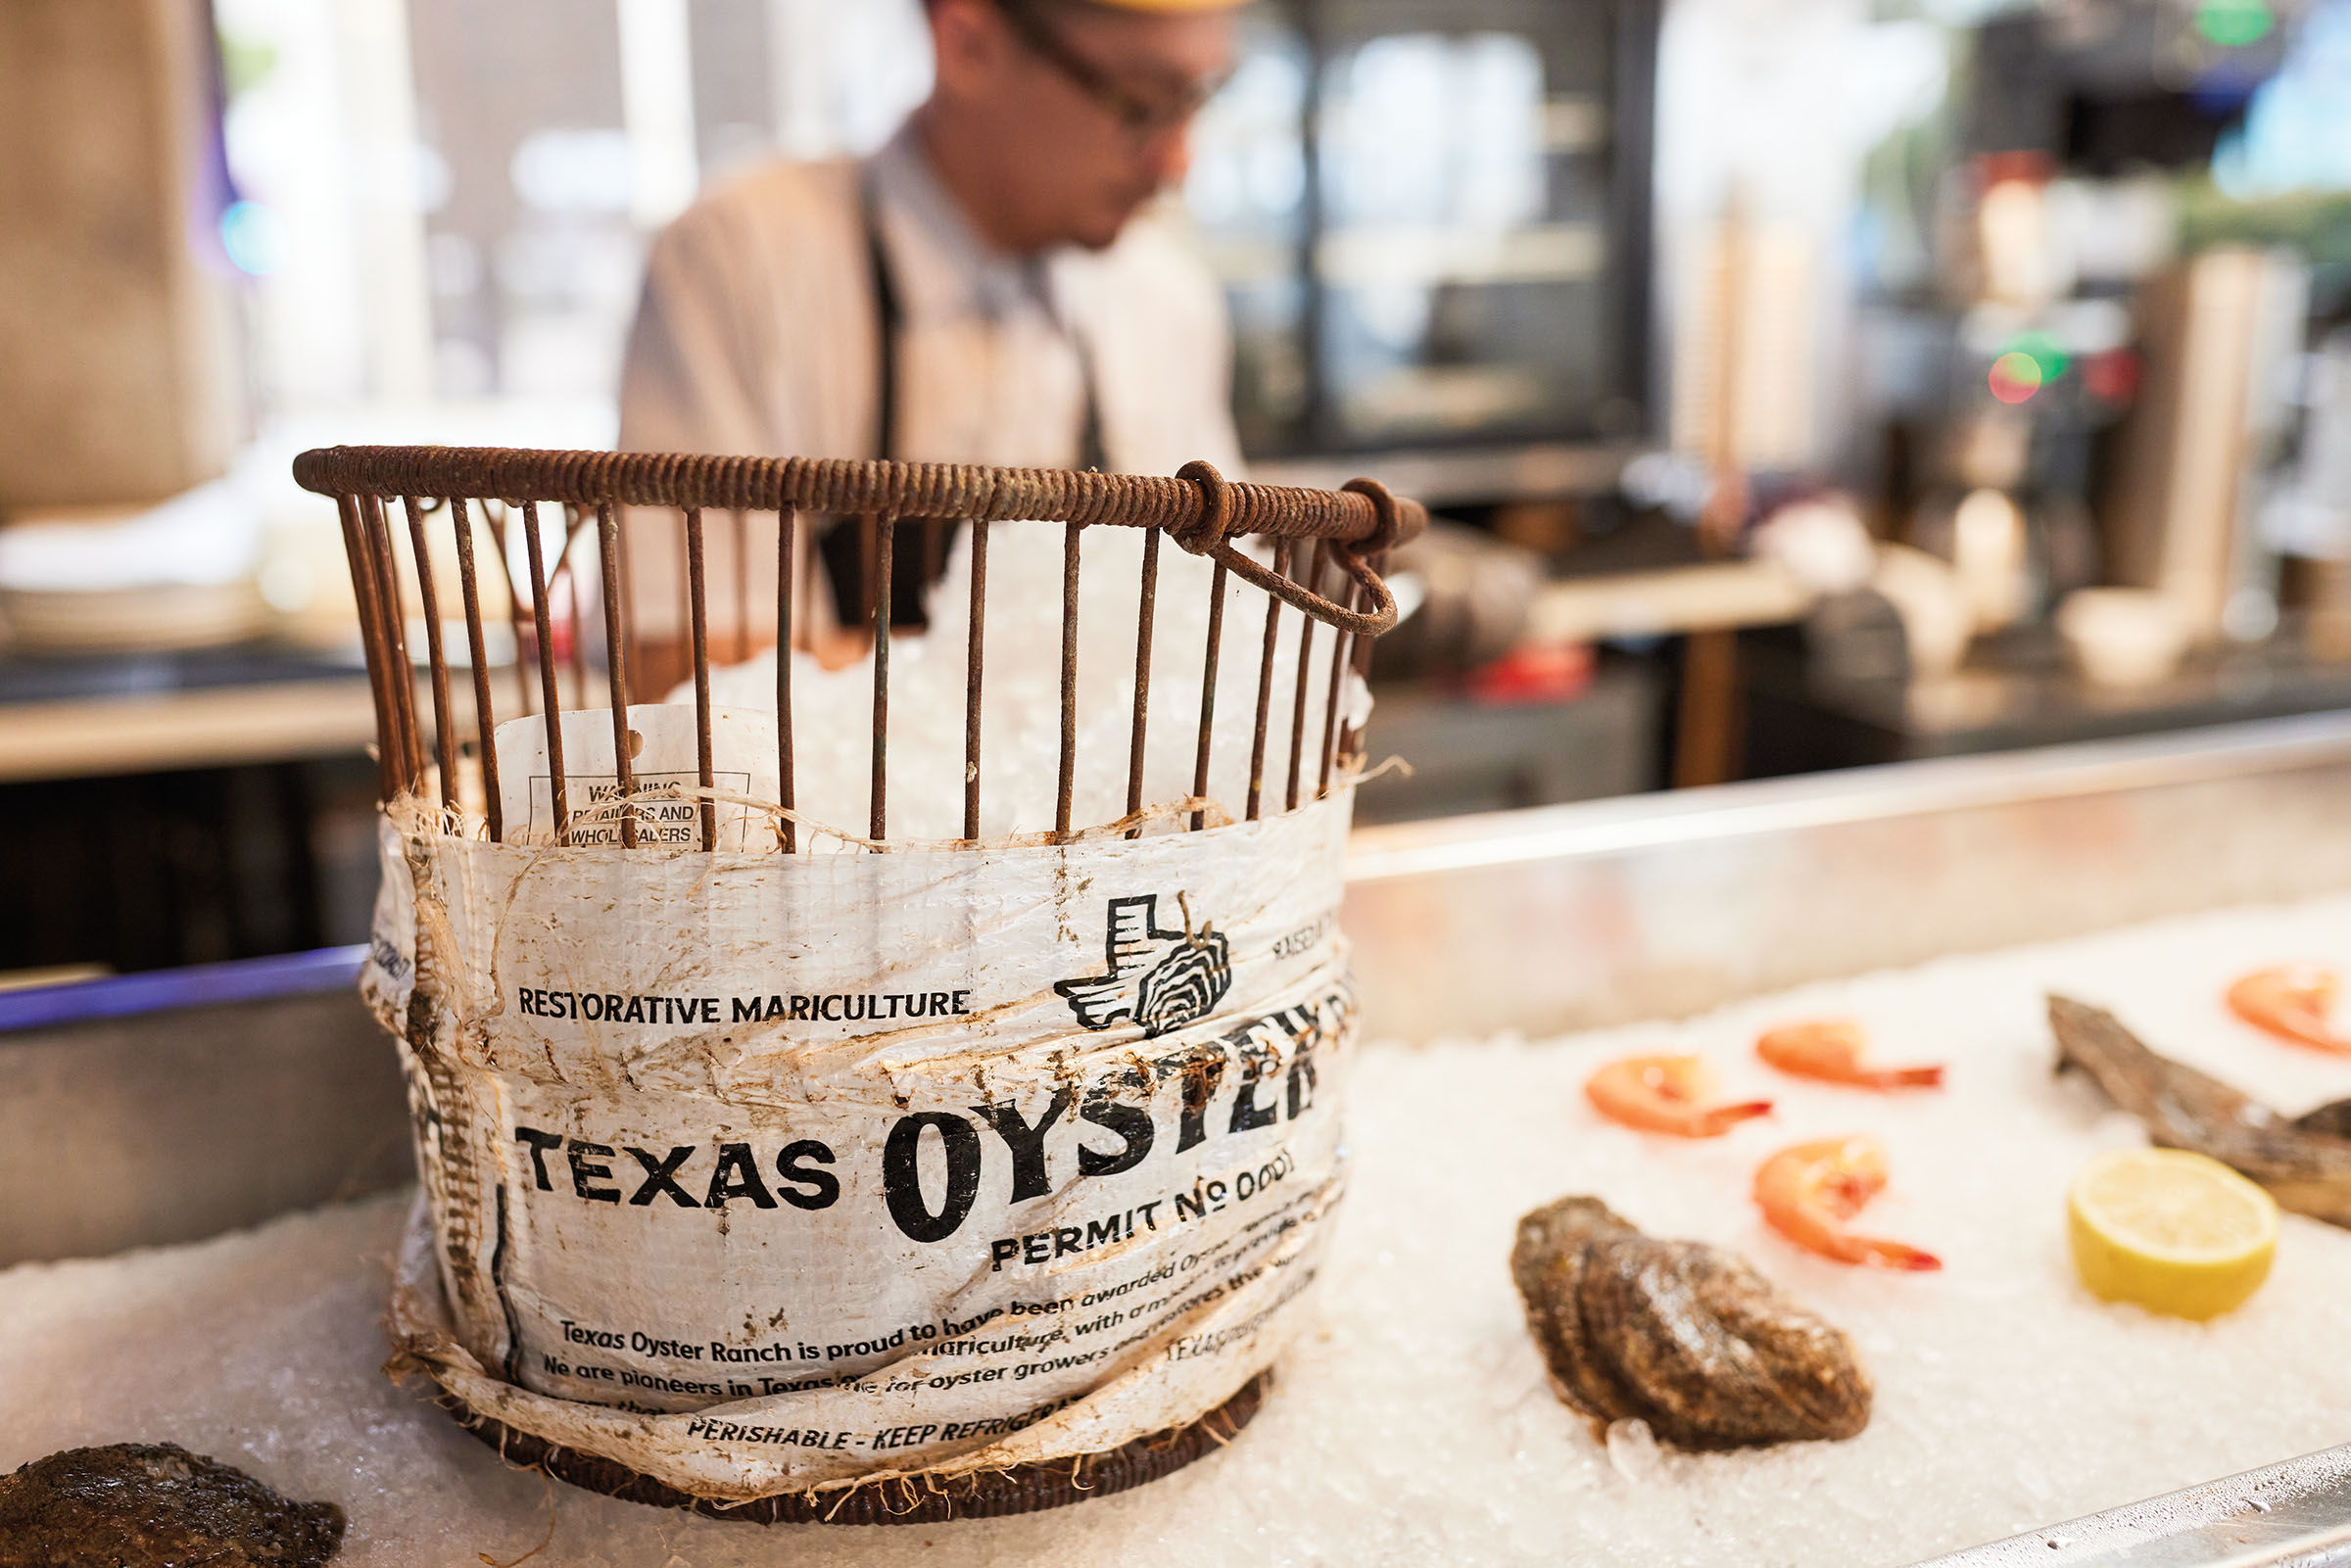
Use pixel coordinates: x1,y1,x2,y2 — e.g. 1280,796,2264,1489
296,446,1430,1522
292,447,1428,845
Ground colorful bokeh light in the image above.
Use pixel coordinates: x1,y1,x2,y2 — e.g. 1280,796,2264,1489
2196,0,2275,46
2083,350,2139,404
2010,330,2070,383
219,200,287,276
1989,352,2043,404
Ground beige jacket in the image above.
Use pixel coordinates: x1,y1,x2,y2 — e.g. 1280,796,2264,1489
616,125,1242,645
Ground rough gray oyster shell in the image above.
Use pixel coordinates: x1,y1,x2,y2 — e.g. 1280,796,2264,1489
1510,1196,1872,1449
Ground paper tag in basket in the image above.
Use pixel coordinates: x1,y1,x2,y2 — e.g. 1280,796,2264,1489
493,704,777,849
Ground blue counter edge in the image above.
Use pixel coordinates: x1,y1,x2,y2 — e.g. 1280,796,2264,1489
0,945,368,1032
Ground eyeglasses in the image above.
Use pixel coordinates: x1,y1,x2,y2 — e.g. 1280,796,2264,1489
994,0,1233,141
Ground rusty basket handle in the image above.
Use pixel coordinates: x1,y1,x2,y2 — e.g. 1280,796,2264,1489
294,448,1424,634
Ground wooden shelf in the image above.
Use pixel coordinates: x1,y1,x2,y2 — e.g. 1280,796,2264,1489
1524,559,1815,642
0,679,379,784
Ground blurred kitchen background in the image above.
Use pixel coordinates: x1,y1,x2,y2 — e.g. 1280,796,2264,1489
5,0,2351,976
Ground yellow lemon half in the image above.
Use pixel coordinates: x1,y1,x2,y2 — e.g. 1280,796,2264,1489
2067,1148,2278,1321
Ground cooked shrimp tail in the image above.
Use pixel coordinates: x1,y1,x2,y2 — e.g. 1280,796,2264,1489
1755,1021,1945,1090
1694,1098,1778,1134
1586,1055,1773,1138
1851,1237,1943,1271
1752,1135,1943,1272
2227,966,2351,1055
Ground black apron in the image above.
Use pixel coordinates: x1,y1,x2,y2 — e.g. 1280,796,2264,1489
818,172,1105,631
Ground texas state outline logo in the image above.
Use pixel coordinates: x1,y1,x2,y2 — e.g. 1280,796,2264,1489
1054,893,1234,1037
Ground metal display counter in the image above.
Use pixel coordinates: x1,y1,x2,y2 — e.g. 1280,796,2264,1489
1346,709,2351,1039
1918,1445,2351,1567
12,712,2351,1561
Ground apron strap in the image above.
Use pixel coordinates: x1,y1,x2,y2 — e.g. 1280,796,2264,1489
820,163,1107,633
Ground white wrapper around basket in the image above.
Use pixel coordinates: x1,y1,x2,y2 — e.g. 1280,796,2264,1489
364,705,1355,1505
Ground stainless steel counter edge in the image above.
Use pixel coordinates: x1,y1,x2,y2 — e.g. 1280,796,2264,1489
1340,712,2351,1040
1909,1442,2351,1567
1348,710,2351,880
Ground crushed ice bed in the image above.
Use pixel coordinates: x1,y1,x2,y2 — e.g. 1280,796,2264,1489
10,893,2351,1566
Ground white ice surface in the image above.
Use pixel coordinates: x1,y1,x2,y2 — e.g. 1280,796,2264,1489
11,893,2351,1565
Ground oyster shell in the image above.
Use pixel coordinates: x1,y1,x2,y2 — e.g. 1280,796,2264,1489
0,1443,345,1566
2050,994,2351,1228
1510,1196,1872,1449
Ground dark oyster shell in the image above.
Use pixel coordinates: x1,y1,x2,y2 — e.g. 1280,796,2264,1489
0,1443,345,1567
1510,1196,1872,1449
2052,995,2351,1227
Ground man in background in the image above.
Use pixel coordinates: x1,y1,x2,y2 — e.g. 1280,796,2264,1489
618,0,1246,661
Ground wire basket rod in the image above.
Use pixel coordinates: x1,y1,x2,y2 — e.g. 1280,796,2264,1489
870,514,891,843
777,507,797,854
1245,540,1287,822
685,508,716,852
964,519,988,842
520,500,569,842
1319,576,1352,798
361,493,425,792
1190,557,1227,833
335,493,401,800
1125,527,1160,834
452,499,504,843
402,495,459,811
1056,523,1081,840
1286,541,1326,813
597,502,638,849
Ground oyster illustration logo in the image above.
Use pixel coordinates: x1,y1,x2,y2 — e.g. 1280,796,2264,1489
1055,894,1233,1037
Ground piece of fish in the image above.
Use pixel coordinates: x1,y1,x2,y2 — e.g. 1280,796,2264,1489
2048,994,2351,1228
1510,1196,1872,1449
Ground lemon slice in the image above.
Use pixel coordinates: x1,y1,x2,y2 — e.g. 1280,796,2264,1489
2067,1148,2278,1320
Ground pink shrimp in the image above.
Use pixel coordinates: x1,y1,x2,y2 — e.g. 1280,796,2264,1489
1756,1020,1944,1089
1752,1135,1942,1271
1585,1055,1773,1138
2227,965,2351,1055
